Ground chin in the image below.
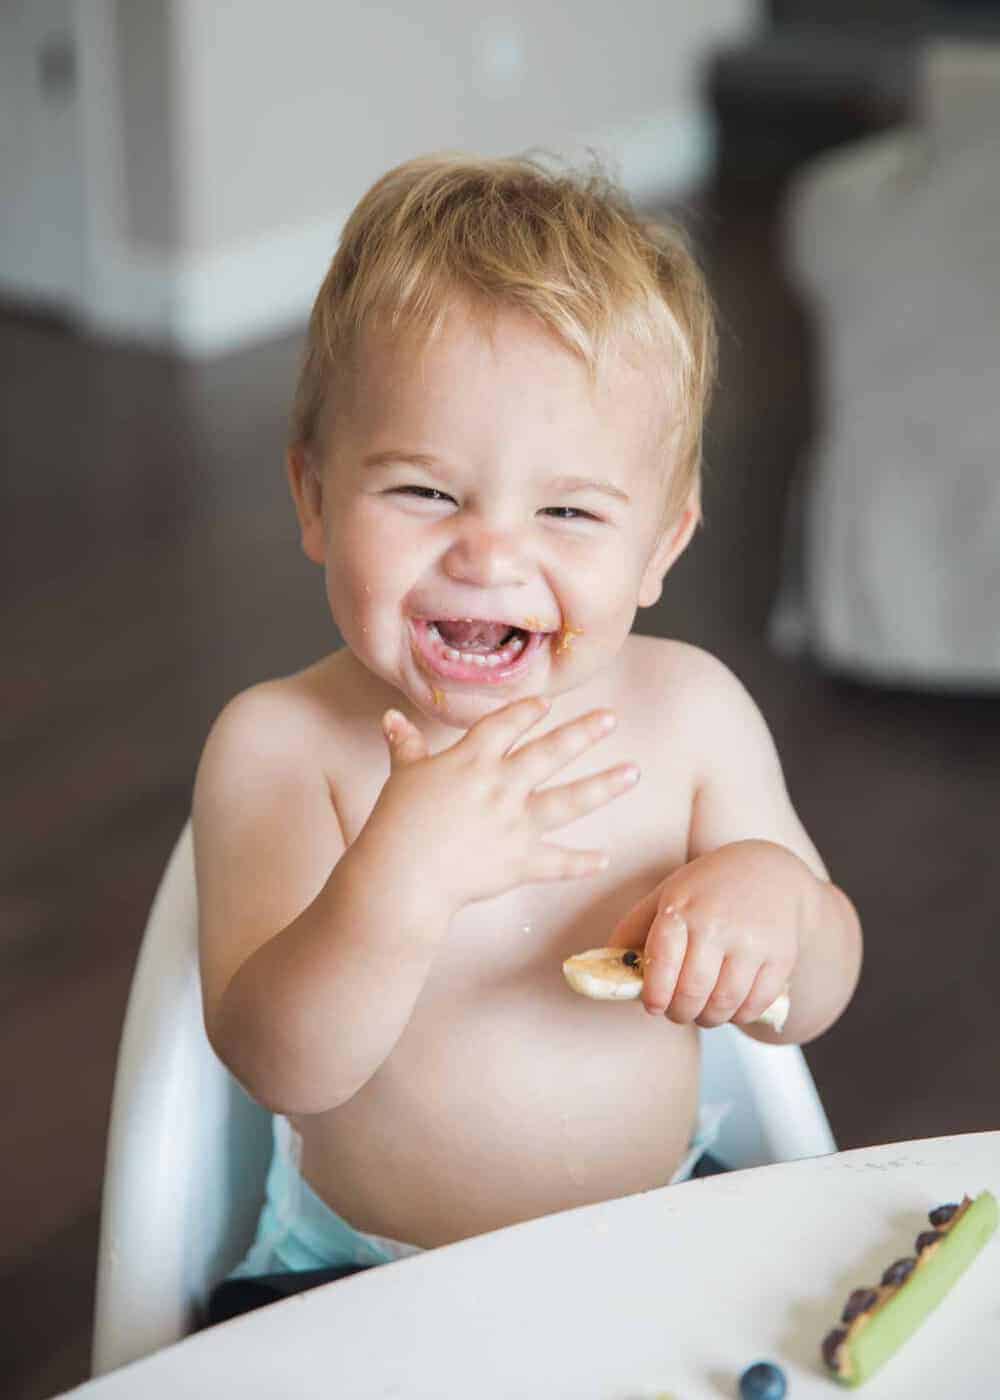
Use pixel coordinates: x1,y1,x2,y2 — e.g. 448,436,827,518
413,682,534,732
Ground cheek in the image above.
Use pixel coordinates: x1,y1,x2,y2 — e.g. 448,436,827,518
550,544,644,648
324,506,419,630
566,538,642,604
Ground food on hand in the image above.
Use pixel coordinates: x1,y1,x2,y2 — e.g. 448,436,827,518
821,1191,998,1387
561,947,790,1031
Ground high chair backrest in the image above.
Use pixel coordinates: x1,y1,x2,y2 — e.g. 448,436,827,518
700,995,836,1170
91,823,272,1377
92,821,836,1376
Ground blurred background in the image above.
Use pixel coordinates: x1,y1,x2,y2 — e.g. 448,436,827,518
3,2,999,1395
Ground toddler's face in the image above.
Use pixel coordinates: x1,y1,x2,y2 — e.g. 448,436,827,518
291,299,695,734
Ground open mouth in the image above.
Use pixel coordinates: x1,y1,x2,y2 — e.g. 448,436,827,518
410,617,550,684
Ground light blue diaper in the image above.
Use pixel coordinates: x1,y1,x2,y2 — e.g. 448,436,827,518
228,1104,728,1281
228,1116,422,1279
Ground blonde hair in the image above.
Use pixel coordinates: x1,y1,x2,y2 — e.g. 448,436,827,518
291,153,717,525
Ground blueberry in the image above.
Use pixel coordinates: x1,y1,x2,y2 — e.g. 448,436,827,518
929,1203,959,1227
915,1229,944,1254
841,1286,878,1323
739,1361,787,1400
881,1256,916,1287
822,1328,847,1371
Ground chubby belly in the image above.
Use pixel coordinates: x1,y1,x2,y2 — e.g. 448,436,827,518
296,984,701,1248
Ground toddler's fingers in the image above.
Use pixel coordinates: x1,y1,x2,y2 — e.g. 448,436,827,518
661,933,724,1024
509,707,618,786
733,962,790,1029
525,841,610,884
695,956,759,1029
639,905,689,1015
529,762,640,831
381,709,427,766
464,694,551,757
605,885,661,952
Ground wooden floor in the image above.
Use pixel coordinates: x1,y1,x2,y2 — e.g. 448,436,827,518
3,176,998,1400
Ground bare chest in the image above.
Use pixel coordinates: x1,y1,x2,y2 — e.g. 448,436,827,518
329,707,694,999
301,701,700,1241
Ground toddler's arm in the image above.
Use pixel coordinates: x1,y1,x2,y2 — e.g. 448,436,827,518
194,685,636,1115
193,686,451,1114
683,654,862,1045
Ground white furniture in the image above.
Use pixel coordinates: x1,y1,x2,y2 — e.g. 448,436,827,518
772,40,1000,689
91,825,273,1378
73,1132,1000,1398
91,822,836,1377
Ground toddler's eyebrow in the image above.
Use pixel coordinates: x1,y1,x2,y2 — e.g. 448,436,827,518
363,450,438,470
548,474,630,504
362,451,629,504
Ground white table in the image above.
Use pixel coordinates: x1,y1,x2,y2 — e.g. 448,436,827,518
64,1132,999,1399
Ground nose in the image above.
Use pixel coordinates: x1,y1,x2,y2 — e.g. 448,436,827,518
441,521,530,589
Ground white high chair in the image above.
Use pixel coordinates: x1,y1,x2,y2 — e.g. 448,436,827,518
91,822,837,1376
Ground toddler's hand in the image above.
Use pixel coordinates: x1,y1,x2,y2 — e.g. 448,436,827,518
365,697,639,910
606,840,811,1027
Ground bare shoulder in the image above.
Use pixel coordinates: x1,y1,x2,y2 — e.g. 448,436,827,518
623,633,756,718
622,634,784,783
630,638,827,874
197,673,321,789
192,658,352,906
192,658,351,1026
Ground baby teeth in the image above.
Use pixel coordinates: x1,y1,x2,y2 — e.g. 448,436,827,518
443,640,525,666
428,623,527,668
444,648,486,666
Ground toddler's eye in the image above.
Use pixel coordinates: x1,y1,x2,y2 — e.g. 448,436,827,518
391,485,455,503
541,506,600,522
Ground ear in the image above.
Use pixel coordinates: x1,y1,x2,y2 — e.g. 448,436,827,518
637,490,701,609
286,444,326,566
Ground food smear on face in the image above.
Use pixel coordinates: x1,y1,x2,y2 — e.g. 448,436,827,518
555,622,583,654
431,686,445,708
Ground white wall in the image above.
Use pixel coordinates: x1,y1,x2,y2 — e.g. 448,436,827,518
0,0,86,311
78,0,763,355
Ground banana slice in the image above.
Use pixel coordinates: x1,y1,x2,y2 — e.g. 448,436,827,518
562,947,790,1032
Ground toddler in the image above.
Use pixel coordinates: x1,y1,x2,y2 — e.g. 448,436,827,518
193,154,862,1307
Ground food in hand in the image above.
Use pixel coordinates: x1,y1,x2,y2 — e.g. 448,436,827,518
738,1360,787,1400
562,947,790,1031
821,1191,998,1386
